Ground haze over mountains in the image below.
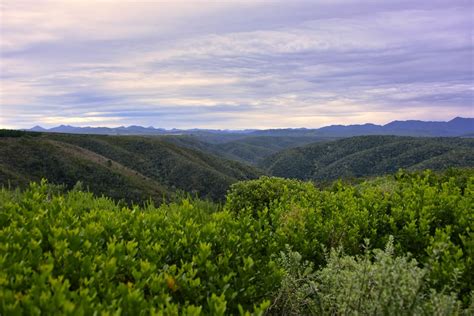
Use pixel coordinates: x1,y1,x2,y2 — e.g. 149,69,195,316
28,117,474,138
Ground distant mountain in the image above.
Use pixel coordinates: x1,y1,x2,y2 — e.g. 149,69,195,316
249,117,474,137
0,131,262,202
27,117,473,137
30,125,47,132
381,117,474,136
39,124,170,135
260,136,474,181
28,124,255,138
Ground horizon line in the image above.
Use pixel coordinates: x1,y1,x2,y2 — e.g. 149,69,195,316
5,116,471,132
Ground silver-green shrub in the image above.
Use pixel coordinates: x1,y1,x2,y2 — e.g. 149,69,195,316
270,237,468,315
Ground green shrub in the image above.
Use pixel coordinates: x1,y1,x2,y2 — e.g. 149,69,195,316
268,245,318,315
225,176,318,219
270,237,469,315
0,180,277,315
0,169,472,314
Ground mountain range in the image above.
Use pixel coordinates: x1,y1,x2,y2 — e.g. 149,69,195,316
28,117,474,138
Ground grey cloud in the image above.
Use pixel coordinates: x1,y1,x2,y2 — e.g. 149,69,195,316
0,0,472,128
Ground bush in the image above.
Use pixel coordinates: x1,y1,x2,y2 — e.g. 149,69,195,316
1,170,472,314
0,180,276,315
270,237,469,315
268,245,318,315
225,176,318,219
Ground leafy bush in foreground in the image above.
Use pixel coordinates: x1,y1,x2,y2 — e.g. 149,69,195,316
227,171,473,303
0,169,473,314
270,238,469,315
0,181,274,315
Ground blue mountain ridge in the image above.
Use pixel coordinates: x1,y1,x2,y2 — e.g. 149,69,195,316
27,117,473,137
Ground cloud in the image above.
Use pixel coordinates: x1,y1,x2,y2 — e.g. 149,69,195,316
0,0,472,129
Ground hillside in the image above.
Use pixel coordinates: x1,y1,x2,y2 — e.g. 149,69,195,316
0,131,261,202
3,132,474,202
158,135,331,165
261,136,474,181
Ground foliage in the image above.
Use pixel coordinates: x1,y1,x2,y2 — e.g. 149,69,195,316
0,129,42,138
0,136,169,204
261,135,474,181
268,245,318,315
225,176,319,219
270,238,468,315
2,133,473,204
0,169,473,314
225,170,473,303
0,133,261,203
161,135,328,165
0,180,274,314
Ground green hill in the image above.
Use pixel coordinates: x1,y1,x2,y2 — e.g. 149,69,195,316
260,136,474,181
0,131,262,202
2,132,473,202
159,135,330,165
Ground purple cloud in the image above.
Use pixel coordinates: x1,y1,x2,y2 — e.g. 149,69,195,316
0,0,472,129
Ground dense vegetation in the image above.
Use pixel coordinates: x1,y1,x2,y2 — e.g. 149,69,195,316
261,136,474,181
159,135,330,165
2,131,474,206
0,131,261,202
1,169,472,314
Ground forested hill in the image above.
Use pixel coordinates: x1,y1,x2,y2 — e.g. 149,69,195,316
2,131,474,203
0,131,261,202
157,135,332,165
260,136,474,181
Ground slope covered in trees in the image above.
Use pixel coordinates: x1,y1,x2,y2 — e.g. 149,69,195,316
1,170,472,314
0,131,261,202
159,135,330,165
2,131,474,204
261,136,474,181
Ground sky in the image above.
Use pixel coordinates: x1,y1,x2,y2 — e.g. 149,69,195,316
0,0,473,129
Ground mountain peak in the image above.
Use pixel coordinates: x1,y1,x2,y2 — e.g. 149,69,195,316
450,117,469,122
29,125,47,132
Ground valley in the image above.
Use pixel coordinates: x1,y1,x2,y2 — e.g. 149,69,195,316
1,127,473,204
